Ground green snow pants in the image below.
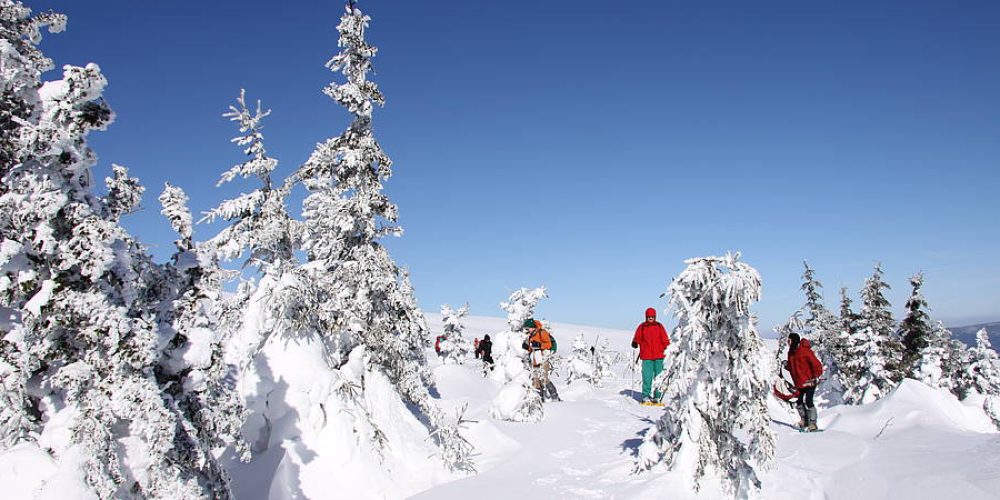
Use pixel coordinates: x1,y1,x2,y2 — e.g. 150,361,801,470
641,358,664,400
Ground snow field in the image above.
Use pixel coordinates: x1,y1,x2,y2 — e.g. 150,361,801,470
413,315,1000,500
2,315,998,498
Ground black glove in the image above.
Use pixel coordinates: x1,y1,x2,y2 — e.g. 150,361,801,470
521,341,529,350
631,341,638,349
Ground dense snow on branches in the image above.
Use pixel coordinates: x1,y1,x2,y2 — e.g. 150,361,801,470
636,253,774,498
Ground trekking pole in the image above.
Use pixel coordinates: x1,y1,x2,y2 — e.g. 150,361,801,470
630,347,638,400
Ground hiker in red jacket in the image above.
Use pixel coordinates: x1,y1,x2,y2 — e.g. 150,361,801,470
631,308,670,404
785,333,824,431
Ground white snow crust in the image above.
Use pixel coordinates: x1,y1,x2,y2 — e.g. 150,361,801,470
4,315,997,499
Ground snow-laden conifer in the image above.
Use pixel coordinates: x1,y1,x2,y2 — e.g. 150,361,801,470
636,253,774,497
899,273,933,375
156,183,248,495
203,89,295,273
0,4,218,496
489,287,548,422
962,329,1000,429
897,273,954,389
838,286,859,340
438,303,471,364
942,337,971,399
255,3,474,471
565,334,616,386
840,264,898,403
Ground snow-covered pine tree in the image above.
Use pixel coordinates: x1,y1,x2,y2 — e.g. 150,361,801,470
565,334,616,387
840,263,898,403
202,89,303,375
899,273,932,375
961,329,1000,429
156,183,248,495
838,286,859,339
277,2,473,470
489,287,548,422
204,89,295,274
897,272,952,388
943,336,972,399
863,263,903,378
438,303,472,364
0,4,218,496
834,286,860,384
636,253,774,498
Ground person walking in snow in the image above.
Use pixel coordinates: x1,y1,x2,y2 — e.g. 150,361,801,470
476,334,494,369
631,308,670,404
434,335,445,358
522,319,560,401
474,338,481,359
785,333,824,432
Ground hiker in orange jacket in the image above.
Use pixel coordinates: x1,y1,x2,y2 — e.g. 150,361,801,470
522,318,559,401
631,308,670,404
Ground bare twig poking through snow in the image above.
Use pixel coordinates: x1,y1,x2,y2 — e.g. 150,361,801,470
874,417,895,440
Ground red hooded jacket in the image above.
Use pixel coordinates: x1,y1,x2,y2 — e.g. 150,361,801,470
786,339,824,389
632,308,670,360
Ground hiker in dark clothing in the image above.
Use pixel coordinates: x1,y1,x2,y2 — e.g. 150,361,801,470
785,333,824,431
476,334,494,370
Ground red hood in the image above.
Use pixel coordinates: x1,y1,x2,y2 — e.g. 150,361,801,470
645,307,657,318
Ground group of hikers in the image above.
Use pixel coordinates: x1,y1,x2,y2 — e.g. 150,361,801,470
461,307,825,431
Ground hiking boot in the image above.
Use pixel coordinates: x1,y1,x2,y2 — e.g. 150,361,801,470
796,406,808,429
805,408,818,431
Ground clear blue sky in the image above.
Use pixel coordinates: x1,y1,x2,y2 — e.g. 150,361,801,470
29,0,1000,333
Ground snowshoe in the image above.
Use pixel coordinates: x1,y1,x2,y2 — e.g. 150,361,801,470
542,381,561,402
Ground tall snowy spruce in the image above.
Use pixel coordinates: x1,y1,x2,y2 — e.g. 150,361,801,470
0,3,233,497
202,89,299,372
636,253,774,498
227,2,472,477
841,264,897,404
438,303,472,364
897,272,955,388
488,287,548,422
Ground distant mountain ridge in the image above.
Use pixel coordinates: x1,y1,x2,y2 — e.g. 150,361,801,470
947,321,1000,351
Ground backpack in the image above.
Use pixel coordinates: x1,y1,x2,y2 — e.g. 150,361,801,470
549,334,557,352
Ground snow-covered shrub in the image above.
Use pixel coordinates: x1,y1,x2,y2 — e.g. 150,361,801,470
565,334,616,386
489,287,548,422
636,253,774,498
438,303,472,364
962,329,1000,429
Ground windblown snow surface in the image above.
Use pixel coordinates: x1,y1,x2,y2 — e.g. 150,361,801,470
3,315,998,499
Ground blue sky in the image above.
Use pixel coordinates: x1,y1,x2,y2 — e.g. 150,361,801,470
29,0,1000,333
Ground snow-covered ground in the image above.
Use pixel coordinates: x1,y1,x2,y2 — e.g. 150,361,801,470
415,314,1000,500
3,314,998,499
